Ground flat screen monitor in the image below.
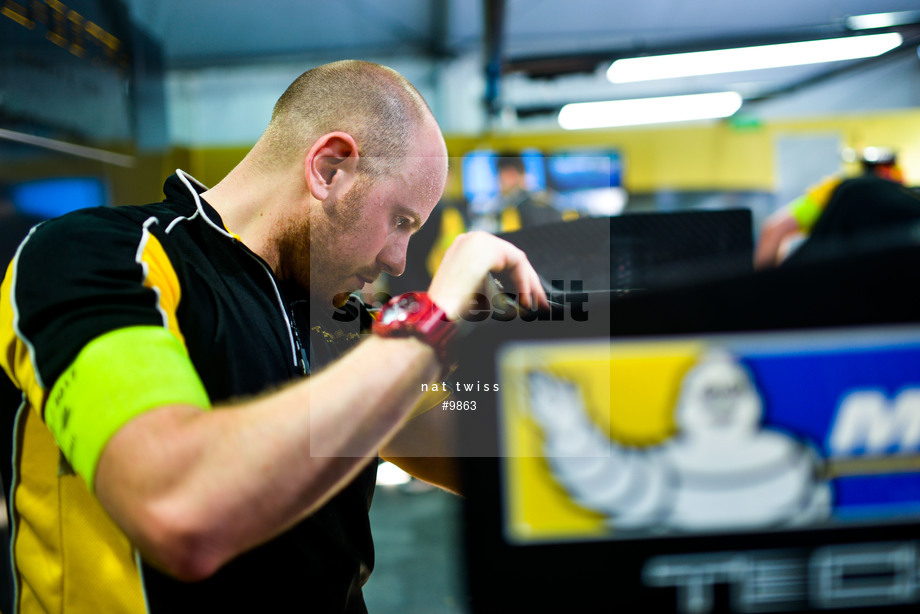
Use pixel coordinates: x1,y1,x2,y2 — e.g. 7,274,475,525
462,149,625,217
9,176,108,219
545,149,622,192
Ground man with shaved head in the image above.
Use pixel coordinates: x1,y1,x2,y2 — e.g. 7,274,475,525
0,60,546,613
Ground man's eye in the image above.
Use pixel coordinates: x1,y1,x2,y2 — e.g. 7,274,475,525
396,217,410,228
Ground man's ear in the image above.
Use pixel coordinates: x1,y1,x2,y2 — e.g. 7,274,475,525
304,132,359,201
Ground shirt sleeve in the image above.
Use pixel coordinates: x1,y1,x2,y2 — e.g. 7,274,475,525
0,209,210,490
789,176,842,232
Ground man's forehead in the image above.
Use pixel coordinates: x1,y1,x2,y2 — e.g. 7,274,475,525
395,155,448,201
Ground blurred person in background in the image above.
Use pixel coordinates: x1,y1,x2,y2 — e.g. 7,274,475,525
495,153,563,232
755,147,912,268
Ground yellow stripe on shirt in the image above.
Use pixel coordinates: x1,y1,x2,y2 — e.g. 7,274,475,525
138,226,186,346
0,233,47,414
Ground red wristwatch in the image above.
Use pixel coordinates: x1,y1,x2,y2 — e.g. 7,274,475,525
372,292,457,370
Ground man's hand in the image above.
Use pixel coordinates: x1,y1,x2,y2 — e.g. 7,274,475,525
754,208,800,269
427,231,549,320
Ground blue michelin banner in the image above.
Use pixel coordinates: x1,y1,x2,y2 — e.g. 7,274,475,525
742,340,920,519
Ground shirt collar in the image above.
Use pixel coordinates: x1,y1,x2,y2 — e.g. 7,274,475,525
164,169,241,241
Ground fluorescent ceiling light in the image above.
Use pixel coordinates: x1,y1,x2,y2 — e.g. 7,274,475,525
846,11,920,30
558,92,743,130
608,33,903,83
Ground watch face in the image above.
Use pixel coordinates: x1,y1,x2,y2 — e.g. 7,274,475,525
381,294,422,326
373,292,455,366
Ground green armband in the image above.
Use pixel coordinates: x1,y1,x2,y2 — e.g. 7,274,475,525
789,195,822,232
45,326,211,491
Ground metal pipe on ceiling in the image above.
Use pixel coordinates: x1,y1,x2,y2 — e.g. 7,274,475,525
483,0,506,127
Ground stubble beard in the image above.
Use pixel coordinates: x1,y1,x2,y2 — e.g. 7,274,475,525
277,209,312,292
280,178,369,310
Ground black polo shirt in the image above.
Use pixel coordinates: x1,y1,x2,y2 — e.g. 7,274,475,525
1,171,376,613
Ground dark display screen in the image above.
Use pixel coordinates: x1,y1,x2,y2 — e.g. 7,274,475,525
1,0,133,143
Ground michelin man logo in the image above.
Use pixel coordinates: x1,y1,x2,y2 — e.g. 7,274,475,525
527,351,832,532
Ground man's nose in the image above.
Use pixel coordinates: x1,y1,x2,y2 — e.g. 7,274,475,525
377,236,408,277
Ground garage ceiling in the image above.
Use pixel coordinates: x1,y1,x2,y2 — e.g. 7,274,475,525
120,0,920,119
122,0,920,70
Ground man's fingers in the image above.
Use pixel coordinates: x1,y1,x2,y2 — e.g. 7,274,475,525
528,267,550,310
505,249,547,311
430,232,548,317
501,248,534,309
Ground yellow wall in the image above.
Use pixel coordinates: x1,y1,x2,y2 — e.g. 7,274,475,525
443,108,920,197
10,108,917,208
182,146,251,190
